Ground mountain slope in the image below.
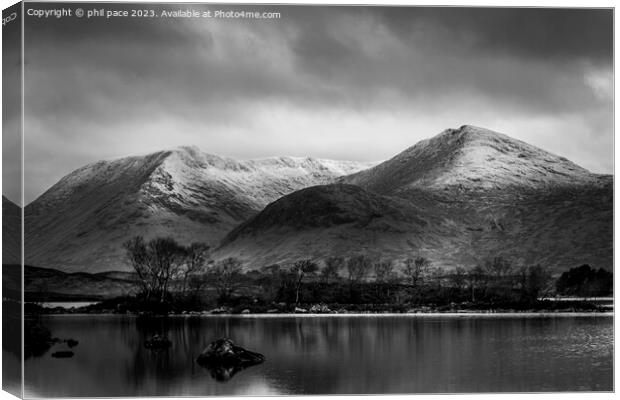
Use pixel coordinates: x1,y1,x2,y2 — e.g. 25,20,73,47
25,147,373,273
217,184,433,266
218,126,613,273
24,266,137,301
214,181,612,273
341,125,598,195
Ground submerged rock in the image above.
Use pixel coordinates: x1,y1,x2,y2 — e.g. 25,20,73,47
144,334,172,350
196,338,265,381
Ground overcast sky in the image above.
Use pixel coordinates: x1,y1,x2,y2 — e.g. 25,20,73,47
12,5,613,204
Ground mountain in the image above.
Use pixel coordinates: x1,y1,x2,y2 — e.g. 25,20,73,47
217,184,434,265
25,126,613,276
25,146,374,273
217,126,613,273
341,125,599,194
24,266,137,301
2,196,21,265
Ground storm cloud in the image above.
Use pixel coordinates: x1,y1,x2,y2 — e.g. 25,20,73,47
19,4,613,204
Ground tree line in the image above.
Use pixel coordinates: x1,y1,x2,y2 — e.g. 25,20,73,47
123,236,612,312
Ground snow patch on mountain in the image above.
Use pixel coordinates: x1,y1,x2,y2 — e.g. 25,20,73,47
142,147,376,212
343,125,600,194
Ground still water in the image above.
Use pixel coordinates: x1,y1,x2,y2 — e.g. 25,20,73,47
24,314,613,396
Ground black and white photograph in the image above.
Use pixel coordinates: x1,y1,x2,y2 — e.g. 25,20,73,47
1,1,615,397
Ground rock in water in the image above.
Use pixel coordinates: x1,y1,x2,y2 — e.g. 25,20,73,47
196,338,265,381
197,338,264,365
144,334,172,350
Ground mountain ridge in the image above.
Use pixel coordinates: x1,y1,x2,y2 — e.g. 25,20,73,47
216,126,613,272
341,125,602,195
25,146,374,273
23,127,613,275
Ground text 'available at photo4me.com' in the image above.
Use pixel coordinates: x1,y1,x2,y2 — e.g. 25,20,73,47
25,6,282,20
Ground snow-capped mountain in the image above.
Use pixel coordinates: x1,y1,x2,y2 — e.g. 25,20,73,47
217,126,613,272
24,126,612,276
341,125,600,194
24,146,374,273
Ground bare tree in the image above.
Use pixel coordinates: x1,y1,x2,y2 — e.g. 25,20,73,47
149,237,187,303
483,257,514,298
374,260,394,283
404,257,430,287
428,267,445,290
211,257,242,301
124,236,152,298
292,259,319,304
404,256,430,303
450,267,467,291
347,255,372,284
466,265,485,302
180,243,210,294
516,264,551,303
484,256,513,279
346,255,372,301
123,236,186,303
373,260,395,301
259,264,285,302
321,256,344,284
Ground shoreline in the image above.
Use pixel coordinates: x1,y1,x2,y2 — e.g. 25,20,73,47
33,311,614,318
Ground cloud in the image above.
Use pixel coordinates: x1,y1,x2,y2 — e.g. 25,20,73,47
19,5,613,204
3,9,23,205
374,7,612,62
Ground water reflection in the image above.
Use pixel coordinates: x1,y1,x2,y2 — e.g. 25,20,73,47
199,361,257,382
24,315,613,396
